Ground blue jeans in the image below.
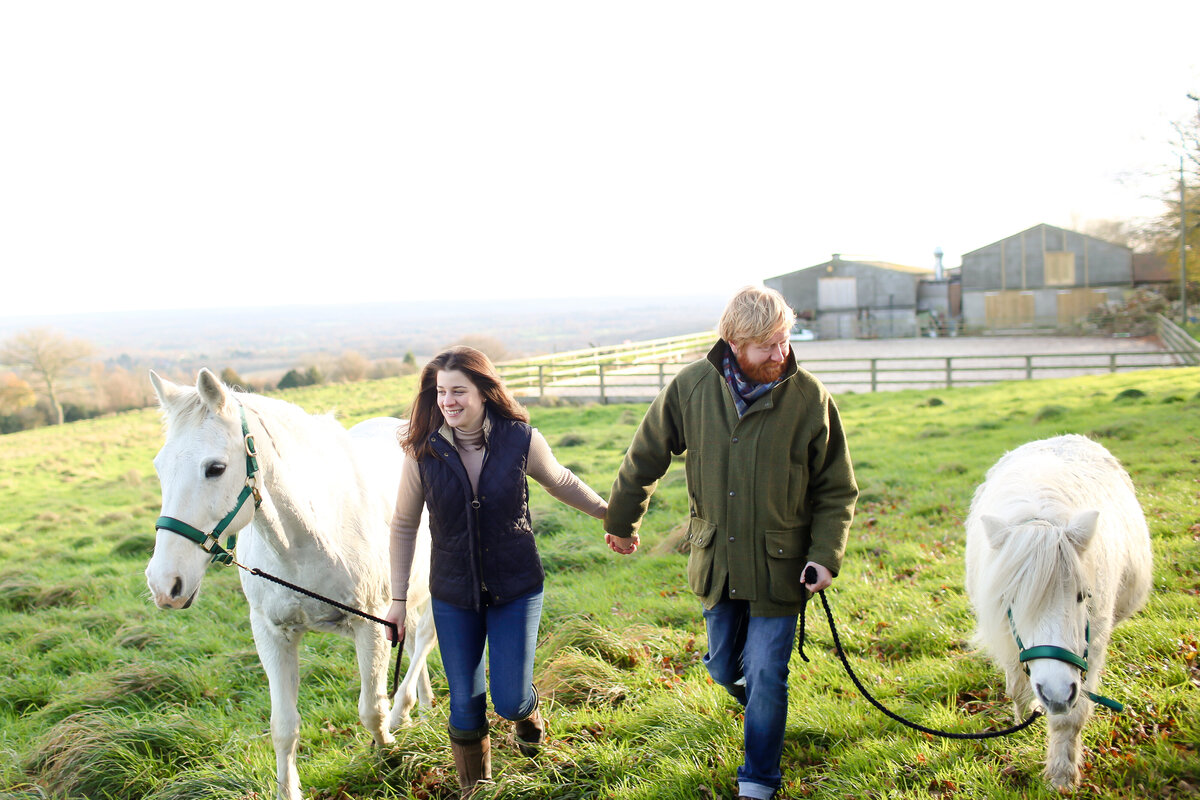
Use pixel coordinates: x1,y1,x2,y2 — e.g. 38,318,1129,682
432,589,543,736
703,597,798,799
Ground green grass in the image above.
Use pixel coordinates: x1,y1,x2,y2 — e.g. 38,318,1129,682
1,368,1198,799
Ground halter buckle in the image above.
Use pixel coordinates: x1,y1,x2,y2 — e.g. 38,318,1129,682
245,433,258,458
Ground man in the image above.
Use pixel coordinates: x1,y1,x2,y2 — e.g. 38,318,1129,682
603,285,857,800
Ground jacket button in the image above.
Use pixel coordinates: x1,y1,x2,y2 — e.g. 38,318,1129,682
728,536,735,542
731,436,739,443
777,548,784,554
730,587,737,595
728,491,735,497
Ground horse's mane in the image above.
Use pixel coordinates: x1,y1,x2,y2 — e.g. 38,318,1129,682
975,499,1087,636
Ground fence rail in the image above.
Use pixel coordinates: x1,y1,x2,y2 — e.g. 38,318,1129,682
1156,314,1200,366
499,346,1195,403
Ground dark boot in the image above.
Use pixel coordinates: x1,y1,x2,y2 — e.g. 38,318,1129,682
513,706,545,757
449,727,491,798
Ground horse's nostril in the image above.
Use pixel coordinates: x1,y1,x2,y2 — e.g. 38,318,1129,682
1068,683,1078,704
171,577,183,599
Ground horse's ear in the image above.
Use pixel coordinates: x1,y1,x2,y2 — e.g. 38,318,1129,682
149,370,184,408
981,515,1009,549
196,368,232,414
1065,509,1099,552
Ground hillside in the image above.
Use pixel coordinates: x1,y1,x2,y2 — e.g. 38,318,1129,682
0,368,1197,799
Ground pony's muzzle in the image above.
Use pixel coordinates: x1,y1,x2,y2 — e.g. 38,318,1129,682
1035,679,1078,714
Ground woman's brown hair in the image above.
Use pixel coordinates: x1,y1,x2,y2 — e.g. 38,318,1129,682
400,345,529,460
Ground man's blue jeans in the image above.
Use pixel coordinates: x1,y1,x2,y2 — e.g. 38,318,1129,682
703,597,798,799
432,589,543,736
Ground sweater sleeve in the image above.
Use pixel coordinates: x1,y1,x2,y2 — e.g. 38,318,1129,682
526,429,608,519
389,452,425,599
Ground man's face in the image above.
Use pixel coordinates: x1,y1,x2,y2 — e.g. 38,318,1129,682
729,327,790,384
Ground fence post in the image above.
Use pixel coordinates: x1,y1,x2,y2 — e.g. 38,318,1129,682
538,365,544,398
870,359,877,392
1110,353,1117,373
945,357,952,388
598,364,606,404
1025,356,1033,381
659,363,665,390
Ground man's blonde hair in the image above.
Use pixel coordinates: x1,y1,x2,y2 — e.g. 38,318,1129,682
717,285,796,344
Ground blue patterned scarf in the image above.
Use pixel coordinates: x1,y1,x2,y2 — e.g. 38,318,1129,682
722,345,781,417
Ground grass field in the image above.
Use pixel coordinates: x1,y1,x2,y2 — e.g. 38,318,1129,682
1,368,1197,799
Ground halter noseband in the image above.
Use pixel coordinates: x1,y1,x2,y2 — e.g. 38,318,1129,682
1006,605,1122,712
155,403,262,565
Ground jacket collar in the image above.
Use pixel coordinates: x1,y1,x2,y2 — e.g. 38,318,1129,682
706,339,798,383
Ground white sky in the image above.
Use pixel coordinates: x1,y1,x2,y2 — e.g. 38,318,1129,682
2,1,1198,318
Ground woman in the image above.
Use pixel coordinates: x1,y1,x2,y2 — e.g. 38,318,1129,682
386,346,621,797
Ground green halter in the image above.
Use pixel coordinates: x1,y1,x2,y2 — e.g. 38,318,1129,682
155,404,261,565
1006,606,1123,712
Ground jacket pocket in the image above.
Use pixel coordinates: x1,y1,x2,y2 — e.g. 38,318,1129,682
684,515,717,597
765,528,807,603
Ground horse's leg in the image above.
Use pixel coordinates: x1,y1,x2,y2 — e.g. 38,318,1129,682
1044,701,1089,790
353,618,394,746
1004,663,1035,723
250,610,303,800
388,602,438,729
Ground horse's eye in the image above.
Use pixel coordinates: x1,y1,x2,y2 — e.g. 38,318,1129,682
205,462,227,478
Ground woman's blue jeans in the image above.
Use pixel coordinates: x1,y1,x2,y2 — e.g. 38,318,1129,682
702,597,798,799
432,588,544,736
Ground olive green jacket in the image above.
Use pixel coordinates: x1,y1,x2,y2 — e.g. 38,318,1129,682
604,341,858,616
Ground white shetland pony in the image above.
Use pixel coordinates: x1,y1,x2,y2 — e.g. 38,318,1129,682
965,434,1152,790
145,369,438,800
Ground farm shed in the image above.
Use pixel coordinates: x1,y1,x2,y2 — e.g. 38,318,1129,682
765,255,934,339
959,223,1134,331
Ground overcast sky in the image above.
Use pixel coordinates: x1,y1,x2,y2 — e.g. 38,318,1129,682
2,1,1198,318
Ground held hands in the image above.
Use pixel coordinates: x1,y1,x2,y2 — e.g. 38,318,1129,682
605,532,639,555
803,561,833,593
384,599,407,644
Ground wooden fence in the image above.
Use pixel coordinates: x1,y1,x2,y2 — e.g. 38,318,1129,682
1156,314,1200,366
498,334,1197,403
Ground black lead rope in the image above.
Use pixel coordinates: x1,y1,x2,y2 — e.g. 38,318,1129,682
242,565,406,700
797,568,1041,740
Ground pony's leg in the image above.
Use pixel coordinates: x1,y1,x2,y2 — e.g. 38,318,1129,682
250,611,303,800
1004,664,1035,723
388,603,438,728
1044,701,1089,790
353,618,394,746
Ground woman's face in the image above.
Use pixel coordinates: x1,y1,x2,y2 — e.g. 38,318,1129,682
436,369,486,431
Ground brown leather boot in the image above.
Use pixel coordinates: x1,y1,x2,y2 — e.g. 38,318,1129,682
513,706,545,757
449,730,491,798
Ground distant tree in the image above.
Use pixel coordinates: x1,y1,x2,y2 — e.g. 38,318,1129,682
89,364,149,413
0,372,35,415
368,359,406,379
304,365,325,386
1139,97,1200,308
220,367,246,389
277,369,307,390
403,350,418,369
334,351,369,382
452,335,510,363
0,328,95,425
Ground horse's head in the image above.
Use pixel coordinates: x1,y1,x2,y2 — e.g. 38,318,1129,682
982,510,1099,715
146,368,256,610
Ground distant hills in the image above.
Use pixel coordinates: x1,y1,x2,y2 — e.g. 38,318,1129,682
0,295,726,380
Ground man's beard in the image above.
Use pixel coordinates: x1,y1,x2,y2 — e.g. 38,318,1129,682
740,359,785,384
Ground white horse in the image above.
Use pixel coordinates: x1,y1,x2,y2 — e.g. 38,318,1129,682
145,369,438,800
965,434,1152,790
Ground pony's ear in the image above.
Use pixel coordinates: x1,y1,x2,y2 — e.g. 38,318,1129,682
981,515,1010,549
1064,509,1099,552
196,368,232,414
149,370,184,408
